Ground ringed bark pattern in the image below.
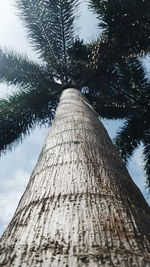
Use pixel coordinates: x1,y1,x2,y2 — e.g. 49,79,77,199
0,88,150,266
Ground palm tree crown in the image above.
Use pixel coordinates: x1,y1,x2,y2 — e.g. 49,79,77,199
0,0,150,187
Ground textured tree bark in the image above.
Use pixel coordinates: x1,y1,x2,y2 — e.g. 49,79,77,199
0,88,150,267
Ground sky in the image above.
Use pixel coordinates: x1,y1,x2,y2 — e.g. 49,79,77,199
0,0,149,236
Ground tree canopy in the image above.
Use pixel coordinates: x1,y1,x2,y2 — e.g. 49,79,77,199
0,0,150,188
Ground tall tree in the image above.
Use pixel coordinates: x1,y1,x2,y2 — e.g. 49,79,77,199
0,0,150,265
0,0,149,186
0,88,150,266
0,0,150,185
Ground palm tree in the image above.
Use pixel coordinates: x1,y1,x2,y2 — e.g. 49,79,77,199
0,87,150,266
0,0,150,187
0,0,150,265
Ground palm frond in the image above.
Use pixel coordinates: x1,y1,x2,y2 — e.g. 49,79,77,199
89,53,150,107
67,39,92,86
89,0,150,57
112,58,150,106
0,87,59,153
114,116,144,163
16,0,79,80
95,105,137,120
86,91,138,119
0,48,58,91
143,132,150,189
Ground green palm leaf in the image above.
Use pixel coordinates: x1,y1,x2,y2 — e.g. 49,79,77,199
143,132,150,189
114,116,145,163
16,0,79,80
89,0,150,57
0,48,58,91
0,87,59,153
89,55,149,107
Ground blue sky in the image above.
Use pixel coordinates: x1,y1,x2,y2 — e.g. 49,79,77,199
0,0,149,236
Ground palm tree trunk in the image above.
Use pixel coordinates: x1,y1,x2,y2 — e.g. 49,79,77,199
0,88,150,267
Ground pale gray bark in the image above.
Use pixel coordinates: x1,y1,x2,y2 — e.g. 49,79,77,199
0,88,150,267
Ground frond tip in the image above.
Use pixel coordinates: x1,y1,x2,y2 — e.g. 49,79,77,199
143,132,150,190
0,88,58,153
114,117,144,163
0,48,56,90
89,0,150,57
16,0,79,80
